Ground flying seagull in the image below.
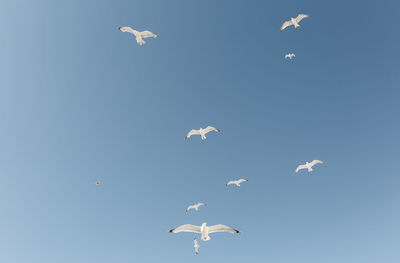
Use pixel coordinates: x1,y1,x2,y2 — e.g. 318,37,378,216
169,222,240,241
185,126,221,140
193,238,200,255
280,14,311,32
186,202,206,212
226,179,248,187
118,26,158,46
285,53,296,59
295,160,325,173
94,181,101,186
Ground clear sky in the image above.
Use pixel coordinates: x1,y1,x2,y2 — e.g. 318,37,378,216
0,0,399,262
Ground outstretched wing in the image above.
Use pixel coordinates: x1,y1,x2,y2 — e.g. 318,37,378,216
208,224,240,234
280,21,293,32
295,164,307,173
118,26,138,36
169,224,201,233
197,202,205,207
185,129,200,140
194,238,200,254
238,179,248,183
226,180,235,186
203,126,220,134
310,160,324,167
140,30,158,38
285,54,290,59
295,14,311,23
186,205,194,212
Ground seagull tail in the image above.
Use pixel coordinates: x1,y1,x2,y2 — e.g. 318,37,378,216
295,24,300,29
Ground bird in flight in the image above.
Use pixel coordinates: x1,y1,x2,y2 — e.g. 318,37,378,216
285,53,296,59
280,14,311,32
118,26,158,46
193,238,200,254
186,202,206,212
94,181,101,186
295,160,325,173
226,179,248,187
169,222,240,241
185,126,221,140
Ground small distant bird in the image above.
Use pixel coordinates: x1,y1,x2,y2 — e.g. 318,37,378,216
285,53,296,59
226,179,248,187
186,202,206,212
118,26,158,46
169,222,240,241
193,238,200,254
185,126,221,140
295,160,325,173
94,181,101,186
280,14,311,32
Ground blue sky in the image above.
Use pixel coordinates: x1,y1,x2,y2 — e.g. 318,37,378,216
0,0,400,262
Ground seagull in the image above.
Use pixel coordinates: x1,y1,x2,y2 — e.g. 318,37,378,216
285,53,296,59
94,181,101,186
280,14,311,32
185,126,221,140
169,222,240,241
118,26,158,46
186,202,206,212
193,238,200,254
226,179,248,187
295,160,325,173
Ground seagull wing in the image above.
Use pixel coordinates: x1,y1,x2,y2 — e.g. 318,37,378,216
194,238,199,254
186,205,194,212
295,14,311,23
208,224,240,234
285,54,290,59
118,26,138,36
310,160,324,167
280,21,293,32
295,164,308,173
203,126,220,134
140,30,158,38
226,180,235,186
238,179,248,183
197,202,205,207
169,224,201,233
185,129,200,139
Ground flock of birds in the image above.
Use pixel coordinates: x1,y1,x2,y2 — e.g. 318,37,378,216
111,13,320,255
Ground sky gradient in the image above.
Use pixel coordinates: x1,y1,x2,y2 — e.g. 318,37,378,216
0,0,400,262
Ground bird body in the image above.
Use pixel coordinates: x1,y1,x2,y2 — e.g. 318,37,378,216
94,181,101,186
295,160,324,173
169,222,240,241
118,26,158,45
285,53,296,59
185,126,221,140
193,238,200,254
226,179,248,187
280,14,311,31
186,202,205,212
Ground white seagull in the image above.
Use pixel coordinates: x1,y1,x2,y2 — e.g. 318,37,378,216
118,26,158,46
185,126,221,140
280,14,311,32
285,53,296,59
169,222,240,241
186,202,206,212
193,238,200,254
295,160,325,173
226,179,248,187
